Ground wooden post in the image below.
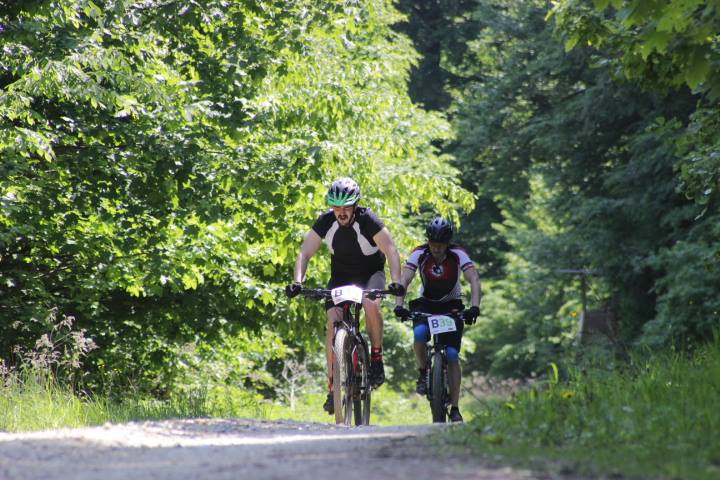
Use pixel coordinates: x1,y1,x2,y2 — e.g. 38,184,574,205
580,274,587,320
556,269,598,344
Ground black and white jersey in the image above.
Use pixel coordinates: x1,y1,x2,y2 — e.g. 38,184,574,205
312,206,386,281
405,244,475,302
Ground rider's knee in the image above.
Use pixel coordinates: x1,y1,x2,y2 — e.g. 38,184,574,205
326,310,340,329
413,324,430,343
362,298,381,313
446,347,460,363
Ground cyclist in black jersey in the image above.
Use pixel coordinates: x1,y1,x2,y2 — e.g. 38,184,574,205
393,217,481,423
285,177,405,415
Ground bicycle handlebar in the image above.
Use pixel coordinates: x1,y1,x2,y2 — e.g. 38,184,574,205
403,310,465,322
298,288,394,301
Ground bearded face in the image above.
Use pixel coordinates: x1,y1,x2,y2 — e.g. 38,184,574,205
332,205,356,226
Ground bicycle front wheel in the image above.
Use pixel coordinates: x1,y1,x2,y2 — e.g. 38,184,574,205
333,328,353,425
430,351,447,423
353,341,371,426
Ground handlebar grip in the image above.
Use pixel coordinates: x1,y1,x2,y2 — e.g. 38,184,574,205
364,289,393,300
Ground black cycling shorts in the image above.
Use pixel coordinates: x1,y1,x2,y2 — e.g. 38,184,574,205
408,297,465,351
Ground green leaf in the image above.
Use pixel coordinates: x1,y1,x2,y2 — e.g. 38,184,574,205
686,48,711,89
181,273,198,290
639,30,672,59
564,35,580,52
260,290,274,305
127,284,144,297
549,362,560,385
84,1,102,21
594,0,611,10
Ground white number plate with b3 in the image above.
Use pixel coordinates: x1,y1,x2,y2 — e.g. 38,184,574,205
331,285,364,305
427,315,457,335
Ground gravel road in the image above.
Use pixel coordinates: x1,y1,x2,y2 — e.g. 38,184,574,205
0,418,549,480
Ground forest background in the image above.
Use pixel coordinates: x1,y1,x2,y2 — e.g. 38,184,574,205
1,0,719,443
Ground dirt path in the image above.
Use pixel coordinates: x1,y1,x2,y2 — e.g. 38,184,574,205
0,419,547,480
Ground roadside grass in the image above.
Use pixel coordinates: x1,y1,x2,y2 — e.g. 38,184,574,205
446,339,720,480
0,371,107,432
237,387,453,426
0,370,212,432
1,370,451,432
199,383,448,426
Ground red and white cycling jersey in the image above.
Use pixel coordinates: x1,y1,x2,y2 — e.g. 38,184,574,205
404,244,475,303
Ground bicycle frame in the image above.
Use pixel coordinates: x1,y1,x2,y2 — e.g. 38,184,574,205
335,301,364,342
407,311,464,423
333,301,371,425
297,286,390,426
335,302,369,376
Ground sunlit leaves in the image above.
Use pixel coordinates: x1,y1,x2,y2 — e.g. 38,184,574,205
449,0,719,372
551,0,720,93
0,0,472,392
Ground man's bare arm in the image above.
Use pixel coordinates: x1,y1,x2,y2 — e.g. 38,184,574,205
293,230,323,283
462,266,482,307
396,266,416,306
373,227,402,284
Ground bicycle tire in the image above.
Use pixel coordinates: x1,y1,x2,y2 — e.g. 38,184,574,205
430,351,447,423
353,341,371,426
333,328,353,425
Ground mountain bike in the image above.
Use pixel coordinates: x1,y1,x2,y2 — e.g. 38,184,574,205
298,285,392,426
404,311,465,423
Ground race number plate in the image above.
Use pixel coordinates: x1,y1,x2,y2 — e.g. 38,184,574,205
427,315,457,335
331,285,363,305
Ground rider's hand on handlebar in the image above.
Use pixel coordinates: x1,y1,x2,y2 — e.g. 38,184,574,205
285,282,302,298
463,306,480,325
387,282,406,297
393,305,410,321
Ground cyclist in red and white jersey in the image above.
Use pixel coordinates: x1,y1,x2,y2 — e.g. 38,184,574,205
393,217,481,422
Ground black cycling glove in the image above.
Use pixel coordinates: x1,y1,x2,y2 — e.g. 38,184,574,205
387,282,406,297
285,282,302,298
393,305,410,321
463,306,480,325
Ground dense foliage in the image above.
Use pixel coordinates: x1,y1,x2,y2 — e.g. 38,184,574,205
392,0,720,376
2,0,718,397
551,0,720,206
0,0,472,393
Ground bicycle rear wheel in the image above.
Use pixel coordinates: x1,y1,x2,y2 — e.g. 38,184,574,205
353,341,371,426
430,351,447,423
333,328,353,425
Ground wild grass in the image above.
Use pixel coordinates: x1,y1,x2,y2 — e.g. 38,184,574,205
215,386,446,426
0,370,448,432
1,307,466,431
0,370,102,432
453,338,720,480
0,369,209,432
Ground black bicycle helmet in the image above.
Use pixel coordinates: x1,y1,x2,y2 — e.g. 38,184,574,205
327,177,361,206
426,217,453,243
